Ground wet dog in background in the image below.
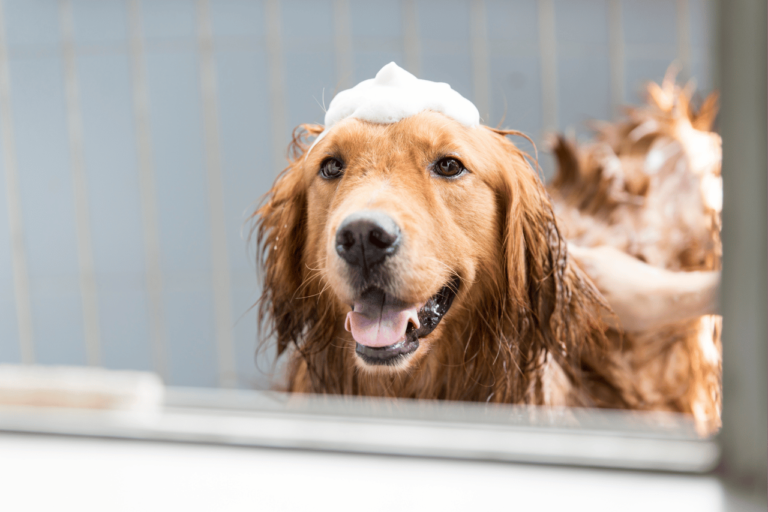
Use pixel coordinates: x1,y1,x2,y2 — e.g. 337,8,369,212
549,72,722,433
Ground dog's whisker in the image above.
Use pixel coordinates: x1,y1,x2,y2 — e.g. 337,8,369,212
299,279,333,301
422,256,464,282
312,91,327,114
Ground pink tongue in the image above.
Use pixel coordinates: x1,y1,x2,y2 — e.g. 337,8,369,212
345,302,421,348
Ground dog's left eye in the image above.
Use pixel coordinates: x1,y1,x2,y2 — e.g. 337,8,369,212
434,157,466,178
320,158,344,179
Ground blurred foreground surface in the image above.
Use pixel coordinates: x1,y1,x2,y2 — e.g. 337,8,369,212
0,432,752,512
0,384,719,471
0,367,759,511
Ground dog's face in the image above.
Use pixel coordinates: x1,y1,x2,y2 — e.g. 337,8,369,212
290,112,522,371
257,110,567,384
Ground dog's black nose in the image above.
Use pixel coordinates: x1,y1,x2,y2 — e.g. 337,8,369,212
336,211,401,270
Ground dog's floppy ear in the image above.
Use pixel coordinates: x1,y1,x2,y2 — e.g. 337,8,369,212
503,152,569,350
491,129,609,372
254,124,323,355
491,129,635,407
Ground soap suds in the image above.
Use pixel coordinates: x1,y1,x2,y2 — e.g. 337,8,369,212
311,62,479,149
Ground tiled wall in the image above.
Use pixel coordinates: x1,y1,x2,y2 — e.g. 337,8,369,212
0,0,715,388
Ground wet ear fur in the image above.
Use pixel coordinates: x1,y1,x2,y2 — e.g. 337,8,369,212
489,129,615,402
254,124,323,356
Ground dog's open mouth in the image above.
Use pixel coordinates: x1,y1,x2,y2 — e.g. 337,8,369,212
345,277,460,366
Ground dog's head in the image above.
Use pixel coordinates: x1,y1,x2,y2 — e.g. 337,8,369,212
255,110,605,396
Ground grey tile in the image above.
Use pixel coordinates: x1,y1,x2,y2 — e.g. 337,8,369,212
232,283,268,389
210,0,266,39
350,0,404,84
141,0,197,42
144,49,218,386
77,55,144,275
554,0,608,45
164,288,218,387
486,0,539,43
98,288,153,371
557,55,611,137
31,287,87,365
0,132,21,363
214,46,274,387
280,0,335,42
10,55,86,364
689,0,712,49
622,0,677,46
350,0,402,38
71,0,128,46
417,0,471,40
214,50,273,273
489,55,542,138
4,0,61,48
282,52,336,133
417,0,472,102
76,51,153,371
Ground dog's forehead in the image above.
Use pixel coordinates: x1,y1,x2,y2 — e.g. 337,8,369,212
325,112,477,161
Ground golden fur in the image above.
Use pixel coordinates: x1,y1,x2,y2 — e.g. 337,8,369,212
254,73,721,433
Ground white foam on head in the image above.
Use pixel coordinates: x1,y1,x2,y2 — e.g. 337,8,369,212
310,62,479,151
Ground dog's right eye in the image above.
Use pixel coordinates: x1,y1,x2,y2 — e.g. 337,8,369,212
319,158,344,179
434,157,467,178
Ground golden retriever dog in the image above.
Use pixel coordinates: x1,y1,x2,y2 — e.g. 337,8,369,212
254,70,720,433
255,110,633,408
